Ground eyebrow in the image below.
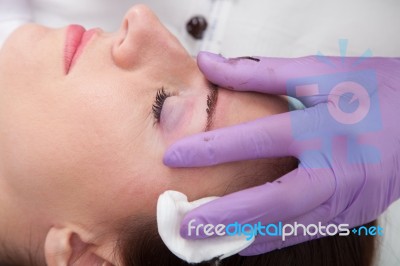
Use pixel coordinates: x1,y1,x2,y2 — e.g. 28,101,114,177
205,82,219,131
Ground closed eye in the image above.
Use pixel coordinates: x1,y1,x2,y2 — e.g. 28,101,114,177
152,87,171,124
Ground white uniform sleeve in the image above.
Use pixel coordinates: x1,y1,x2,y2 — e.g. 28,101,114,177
0,0,32,48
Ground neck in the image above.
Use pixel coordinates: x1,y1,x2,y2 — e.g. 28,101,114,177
0,178,46,265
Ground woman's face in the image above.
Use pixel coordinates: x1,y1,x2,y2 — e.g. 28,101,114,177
0,4,290,262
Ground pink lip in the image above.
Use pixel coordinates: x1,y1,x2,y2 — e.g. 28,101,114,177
64,25,96,74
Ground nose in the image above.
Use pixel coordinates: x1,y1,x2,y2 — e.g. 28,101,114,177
112,5,165,69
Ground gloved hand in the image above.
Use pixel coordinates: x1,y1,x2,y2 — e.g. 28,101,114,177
163,51,400,255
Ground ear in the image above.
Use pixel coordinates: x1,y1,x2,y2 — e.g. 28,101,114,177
44,226,117,266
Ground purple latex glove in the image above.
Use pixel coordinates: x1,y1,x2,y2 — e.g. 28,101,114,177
163,51,400,255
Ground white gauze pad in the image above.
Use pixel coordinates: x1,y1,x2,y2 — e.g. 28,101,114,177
157,190,254,263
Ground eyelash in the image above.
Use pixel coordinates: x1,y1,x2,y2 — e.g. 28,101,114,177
152,87,171,124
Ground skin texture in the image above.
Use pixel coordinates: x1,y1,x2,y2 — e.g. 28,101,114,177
0,5,290,265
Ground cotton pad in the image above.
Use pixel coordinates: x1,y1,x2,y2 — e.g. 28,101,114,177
157,190,254,263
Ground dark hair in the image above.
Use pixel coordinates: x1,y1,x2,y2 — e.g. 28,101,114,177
117,156,377,266
118,217,376,266
0,157,377,266
0,241,41,266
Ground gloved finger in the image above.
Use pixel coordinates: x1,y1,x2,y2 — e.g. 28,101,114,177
197,51,341,97
239,231,326,256
180,167,336,239
239,203,362,256
240,201,334,253
163,105,321,168
164,111,292,167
